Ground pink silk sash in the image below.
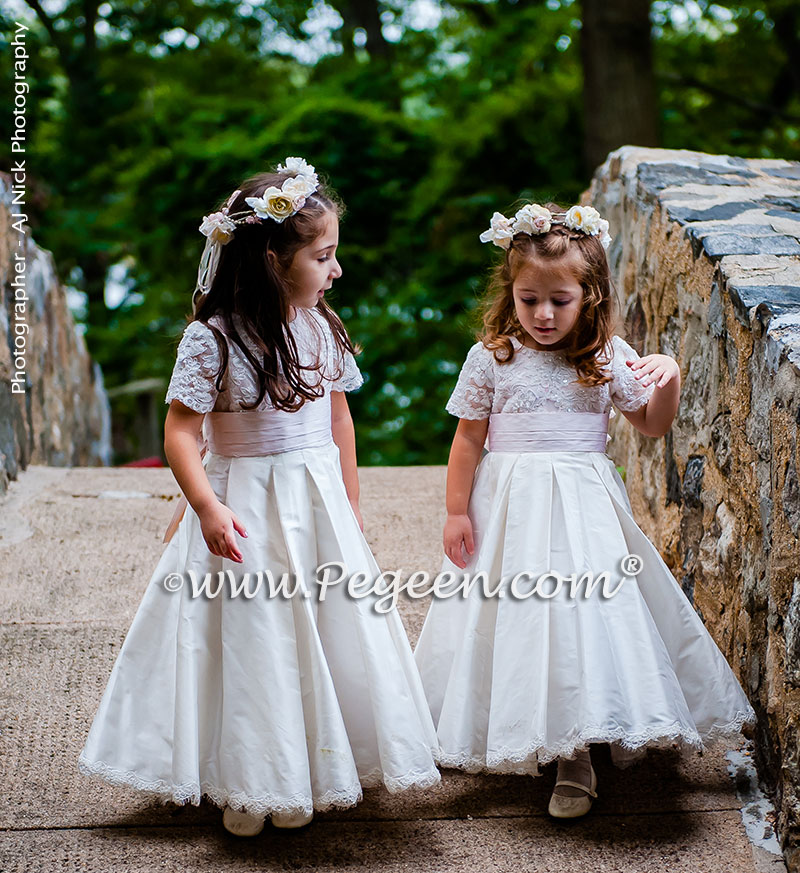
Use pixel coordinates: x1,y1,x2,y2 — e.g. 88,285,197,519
487,411,610,453
163,398,332,543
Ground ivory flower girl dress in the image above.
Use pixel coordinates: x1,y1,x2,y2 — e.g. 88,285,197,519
79,306,441,818
414,334,755,773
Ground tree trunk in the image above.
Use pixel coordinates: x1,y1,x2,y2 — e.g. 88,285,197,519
580,0,658,174
338,0,391,58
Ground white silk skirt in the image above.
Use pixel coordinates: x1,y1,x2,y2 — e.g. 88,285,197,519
413,414,755,775
78,438,441,817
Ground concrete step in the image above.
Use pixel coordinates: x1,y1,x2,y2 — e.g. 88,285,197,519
0,466,786,872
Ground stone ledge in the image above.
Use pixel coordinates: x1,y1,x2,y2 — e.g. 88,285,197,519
597,146,800,376
589,146,800,873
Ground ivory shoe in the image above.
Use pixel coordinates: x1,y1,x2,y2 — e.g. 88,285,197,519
548,764,598,819
271,809,314,829
222,806,266,837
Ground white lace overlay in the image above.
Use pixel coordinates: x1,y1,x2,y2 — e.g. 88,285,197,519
445,334,655,420
165,307,363,414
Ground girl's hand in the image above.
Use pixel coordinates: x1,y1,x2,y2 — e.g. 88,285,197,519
444,514,475,569
197,500,248,563
627,354,680,389
350,497,364,532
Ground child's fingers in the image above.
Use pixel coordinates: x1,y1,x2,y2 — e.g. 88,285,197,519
223,529,243,562
630,355,659,372
464,527,475,555
445,539,466,569
231,514,248,538
641,366,666,386
205,531,242,562
457,535,470,568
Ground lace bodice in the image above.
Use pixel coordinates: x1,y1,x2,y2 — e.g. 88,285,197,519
165,307,363,414
445,335,655,420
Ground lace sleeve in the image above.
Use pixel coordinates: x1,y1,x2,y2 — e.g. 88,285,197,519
330,348,364,392
609,335,655,412
307,308,364,392
164,321,223,413
445,342,495,419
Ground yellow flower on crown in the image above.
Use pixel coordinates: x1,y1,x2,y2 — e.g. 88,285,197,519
198,156,321,241
246,187,297,223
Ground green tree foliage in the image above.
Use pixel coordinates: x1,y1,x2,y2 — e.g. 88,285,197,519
0,0,797,464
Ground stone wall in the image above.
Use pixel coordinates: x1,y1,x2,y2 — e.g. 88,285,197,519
589,146,800,870
0,172,111,495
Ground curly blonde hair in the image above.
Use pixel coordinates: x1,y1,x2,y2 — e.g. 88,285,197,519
476,203,618,388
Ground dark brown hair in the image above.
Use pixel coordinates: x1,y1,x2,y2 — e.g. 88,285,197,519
189,168,358,411
477,202,618,387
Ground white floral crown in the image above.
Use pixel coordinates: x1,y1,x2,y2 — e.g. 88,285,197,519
192,157,319,313
198,157,320,246
480,203,612,250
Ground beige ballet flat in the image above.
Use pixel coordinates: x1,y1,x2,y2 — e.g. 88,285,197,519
222,806,266,837
548,765,598,819
271,809,314,829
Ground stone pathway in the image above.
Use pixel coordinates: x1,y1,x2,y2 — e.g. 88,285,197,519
0,465,787,872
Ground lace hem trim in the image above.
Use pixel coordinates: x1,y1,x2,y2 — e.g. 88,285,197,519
434,711,755,775
358,764,441,793
77,755,440,816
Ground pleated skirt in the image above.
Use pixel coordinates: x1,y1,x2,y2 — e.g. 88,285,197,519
78,440,441,816
413,449,755,775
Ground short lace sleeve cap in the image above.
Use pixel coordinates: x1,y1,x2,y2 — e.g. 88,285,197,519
445,341,495,419
306,308,364,392
330,347,364,392
164,320,223,414
608,335,655,412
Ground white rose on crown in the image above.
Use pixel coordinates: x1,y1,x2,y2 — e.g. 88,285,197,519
479,212,515,249
564,205,603,235
512,204,552,235
199,211,237,244
282,174,318,198
277,157,316,177
280,176,316,209
244,160,320,222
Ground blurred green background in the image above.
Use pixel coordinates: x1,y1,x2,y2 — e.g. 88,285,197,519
1,0,798,465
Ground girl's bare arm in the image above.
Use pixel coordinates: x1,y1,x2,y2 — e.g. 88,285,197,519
620,354,681,438
330,390,362,529
164,400,246,561
444,417,489,568
164,401,218,513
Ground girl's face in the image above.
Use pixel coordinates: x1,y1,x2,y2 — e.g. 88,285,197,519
285,211,342,312
512,257,583,351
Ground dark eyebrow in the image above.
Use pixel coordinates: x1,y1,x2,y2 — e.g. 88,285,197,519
518,289,574,296
314,243,336,254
